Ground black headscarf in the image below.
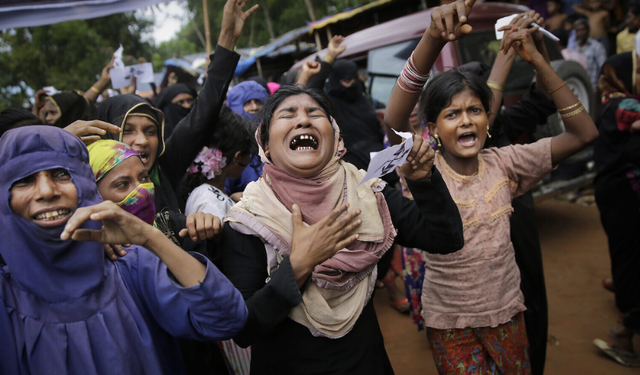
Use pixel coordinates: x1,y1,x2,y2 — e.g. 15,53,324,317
47,91,93,128
326,59,385,171
96,94,166,157
153,84,197,139
328,59,362,103
0,109,41,138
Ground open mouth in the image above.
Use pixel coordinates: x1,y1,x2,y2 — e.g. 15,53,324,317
33,209,72,226
458,132,477,147
290,134,319,151
137,151,149,164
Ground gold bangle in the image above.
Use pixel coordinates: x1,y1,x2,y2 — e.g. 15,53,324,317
558,102,582,113
560,105,586,119
548,81,567,94
487,81,504,92
90,86,100,94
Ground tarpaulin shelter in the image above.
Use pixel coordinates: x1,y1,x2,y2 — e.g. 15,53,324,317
0,0,173,30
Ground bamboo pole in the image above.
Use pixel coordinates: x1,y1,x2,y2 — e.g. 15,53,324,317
202,0,212,56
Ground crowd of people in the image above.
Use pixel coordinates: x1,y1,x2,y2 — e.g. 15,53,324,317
0,0,638,373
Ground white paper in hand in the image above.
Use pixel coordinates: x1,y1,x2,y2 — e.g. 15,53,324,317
354,129,414,190
113,44,125,69
495,14,519,40
110,63,154,89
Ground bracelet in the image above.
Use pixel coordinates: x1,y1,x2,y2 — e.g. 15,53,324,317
90,86,101,94
548,81,567,94
560,105,586,119
558,102,581,113
397,52,431,94
486,81,504,92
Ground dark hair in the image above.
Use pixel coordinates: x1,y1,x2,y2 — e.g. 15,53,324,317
549,0,562,5
574,17,590,30
419,69,493,125
256,84,334,149
0,109,41,138
181,106,258,200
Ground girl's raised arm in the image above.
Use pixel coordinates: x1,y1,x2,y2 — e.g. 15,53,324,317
500,26,599,166
384,0,476,146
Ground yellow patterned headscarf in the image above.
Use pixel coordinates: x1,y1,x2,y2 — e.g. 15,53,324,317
87,140,142,182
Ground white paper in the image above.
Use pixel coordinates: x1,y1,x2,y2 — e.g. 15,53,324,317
113,44,125,69
42,86,60,96
496,14,560,41
495,14,519,40
109,63,154,89
355,129,414,189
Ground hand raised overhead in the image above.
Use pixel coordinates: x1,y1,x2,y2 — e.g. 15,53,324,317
428,0,476,41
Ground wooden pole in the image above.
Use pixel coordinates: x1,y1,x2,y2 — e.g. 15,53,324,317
202,0,212,56
260,0,276,40
256,57,263,78
304,0,317,21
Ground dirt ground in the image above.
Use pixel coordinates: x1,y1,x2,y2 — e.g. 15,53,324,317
374,199,640,374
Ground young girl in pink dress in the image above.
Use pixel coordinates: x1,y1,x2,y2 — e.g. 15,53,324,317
384,2,599,372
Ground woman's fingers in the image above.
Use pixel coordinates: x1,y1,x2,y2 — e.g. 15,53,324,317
203,213,216,239
71,228,104,242
321,202,350,226
456,0,468,23
431,9,446,38
212,215,222,237
185,213,198,241
291,204,304,230
334,234,360,251
81,135,102,146
61,205,98,240
442,6,455,40
104,244,118,261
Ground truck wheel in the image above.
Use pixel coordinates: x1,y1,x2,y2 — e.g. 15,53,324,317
532,60,594,140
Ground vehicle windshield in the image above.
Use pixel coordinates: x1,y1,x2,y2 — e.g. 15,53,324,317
367,38,421,108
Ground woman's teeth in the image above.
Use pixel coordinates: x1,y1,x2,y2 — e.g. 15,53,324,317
458,133,477,146
290,134,319,150
35,209,70,221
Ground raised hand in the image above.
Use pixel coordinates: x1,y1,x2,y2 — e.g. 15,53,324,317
179,212,222,241
289,203,362,287
296,61,322,85
64,119,121,145
218,0,259,50
327,35,346,60
399,134,435,181
61,201,155,249
499,24,541,63
428,0,476,41
511,10,545,43
101,55,116,82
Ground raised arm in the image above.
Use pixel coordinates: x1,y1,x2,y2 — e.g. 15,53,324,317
161,0,258,186
84,56,115,102
384,0,476,146
500,26,599,166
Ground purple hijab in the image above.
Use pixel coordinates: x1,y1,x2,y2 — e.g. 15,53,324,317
226,80,268,120
0,127,247,374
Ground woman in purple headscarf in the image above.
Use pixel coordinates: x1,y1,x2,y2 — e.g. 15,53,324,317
0,126,247,374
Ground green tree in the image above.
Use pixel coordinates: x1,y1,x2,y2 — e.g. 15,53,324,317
0,12,155,110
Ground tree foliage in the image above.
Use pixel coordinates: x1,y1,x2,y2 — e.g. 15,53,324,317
0,12,155,110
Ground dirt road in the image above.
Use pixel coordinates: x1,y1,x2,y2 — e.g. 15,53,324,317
375,199,640,374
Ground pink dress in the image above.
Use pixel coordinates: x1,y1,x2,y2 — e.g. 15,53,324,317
422,138,553,329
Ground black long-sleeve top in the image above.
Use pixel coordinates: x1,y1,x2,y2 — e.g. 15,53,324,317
219,168,463,374
160,45,239,190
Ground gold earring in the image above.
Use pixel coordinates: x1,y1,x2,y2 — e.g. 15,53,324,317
487,125,492,139
434,134,442,147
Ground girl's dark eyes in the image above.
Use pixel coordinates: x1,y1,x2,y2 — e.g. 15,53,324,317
444,112,456,119
116,181,129,190
140,174,150,182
